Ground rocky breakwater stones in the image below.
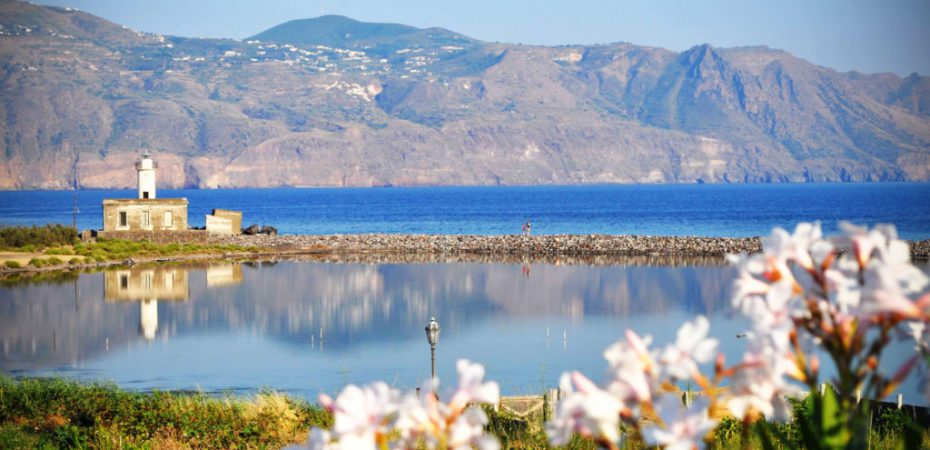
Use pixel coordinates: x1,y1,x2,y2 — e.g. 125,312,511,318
218,234,767,257
910,239,930,260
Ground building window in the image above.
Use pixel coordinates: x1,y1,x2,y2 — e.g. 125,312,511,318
142,191,150,199
119,211,128,227
164,211,173,227
142,211,151,228
119,274,129,289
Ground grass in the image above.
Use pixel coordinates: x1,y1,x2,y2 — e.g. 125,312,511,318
69,239,258,262
1,239,260,272
0,377,330,449
28,257,49,268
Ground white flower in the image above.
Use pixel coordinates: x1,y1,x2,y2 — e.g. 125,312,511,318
659,316,719,381
644,395,717,450
758,223,823,282
448,407,499,450
874,239,929,294
727,343,796,421
604,330,657,405
327,382,398,443
742,280,796,351
731,268,773,314
775,222,823,271
546,371,623,447
391,392,432,445
837,221,884,269
860,266,924,320
448,359,500,411
297,360,501,450
824,259,862,312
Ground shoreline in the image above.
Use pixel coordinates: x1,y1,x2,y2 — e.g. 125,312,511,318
2,233,928,277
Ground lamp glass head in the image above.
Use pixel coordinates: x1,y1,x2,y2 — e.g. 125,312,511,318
425,317,440,346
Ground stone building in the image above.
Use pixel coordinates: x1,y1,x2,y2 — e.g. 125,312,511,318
102,198,188,232
97,152,242,241
102,152,189,233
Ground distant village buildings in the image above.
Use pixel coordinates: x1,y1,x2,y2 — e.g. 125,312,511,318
97,152,241,240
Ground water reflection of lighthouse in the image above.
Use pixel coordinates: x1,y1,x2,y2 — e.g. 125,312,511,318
104,267,190,340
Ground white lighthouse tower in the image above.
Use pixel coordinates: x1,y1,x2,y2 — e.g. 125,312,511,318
136,151,157,199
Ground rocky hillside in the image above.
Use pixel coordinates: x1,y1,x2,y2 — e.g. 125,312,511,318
1,0,928,189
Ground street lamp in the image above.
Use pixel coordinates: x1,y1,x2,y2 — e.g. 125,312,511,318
425,317,440,391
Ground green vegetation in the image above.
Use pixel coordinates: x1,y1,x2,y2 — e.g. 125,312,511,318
68,257,82,265
0,377,331,449
69,239,256,262
0,225,76,250
46,257,63,266
0,378,923,449
27,258,49,268
3,261,20,269
487,396,927,449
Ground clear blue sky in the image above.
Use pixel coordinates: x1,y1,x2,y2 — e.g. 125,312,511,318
36,0,930,76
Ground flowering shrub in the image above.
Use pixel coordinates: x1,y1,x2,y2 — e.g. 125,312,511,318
292,222,930,450
292,359,500,450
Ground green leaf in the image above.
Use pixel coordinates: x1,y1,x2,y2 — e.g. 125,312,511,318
819,387,851,450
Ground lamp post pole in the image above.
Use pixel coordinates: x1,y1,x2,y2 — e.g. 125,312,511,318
430,343,436,381
425,317,440,395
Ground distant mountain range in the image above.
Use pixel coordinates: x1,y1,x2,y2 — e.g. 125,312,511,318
1,0,928,189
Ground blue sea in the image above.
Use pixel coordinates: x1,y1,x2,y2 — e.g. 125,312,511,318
1,183,929,239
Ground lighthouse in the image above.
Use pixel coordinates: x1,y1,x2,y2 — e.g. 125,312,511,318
100,151,197,234
136,151,157,199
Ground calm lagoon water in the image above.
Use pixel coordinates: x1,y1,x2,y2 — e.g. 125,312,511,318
1,183,929,239
1,260,926,405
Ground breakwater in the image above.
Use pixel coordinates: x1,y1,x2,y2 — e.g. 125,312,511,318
216,234,930,260
217,233,761,256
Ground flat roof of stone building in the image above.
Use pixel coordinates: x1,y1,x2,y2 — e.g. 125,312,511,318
103,198,188,205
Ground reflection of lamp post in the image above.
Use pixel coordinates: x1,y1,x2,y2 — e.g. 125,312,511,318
425,317,440,392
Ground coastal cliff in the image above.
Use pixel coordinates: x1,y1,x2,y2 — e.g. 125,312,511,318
1,1,929,188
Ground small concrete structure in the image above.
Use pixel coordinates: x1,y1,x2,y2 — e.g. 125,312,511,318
205,209,242,235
